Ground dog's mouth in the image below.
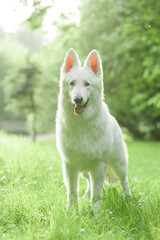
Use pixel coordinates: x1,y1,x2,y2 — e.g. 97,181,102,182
74,99,89,115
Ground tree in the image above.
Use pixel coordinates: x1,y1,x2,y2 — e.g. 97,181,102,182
0,37,27,121
3,54,43,141
79,0,160,139
19,0,53,29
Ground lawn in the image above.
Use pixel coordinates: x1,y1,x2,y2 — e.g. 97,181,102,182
0,131,159,240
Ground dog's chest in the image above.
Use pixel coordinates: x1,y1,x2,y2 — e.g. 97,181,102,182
58,118,112,168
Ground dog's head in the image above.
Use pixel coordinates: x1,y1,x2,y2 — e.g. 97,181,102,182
60,48,103,116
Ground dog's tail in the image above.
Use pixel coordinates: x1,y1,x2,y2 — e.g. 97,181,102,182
105,164,119,186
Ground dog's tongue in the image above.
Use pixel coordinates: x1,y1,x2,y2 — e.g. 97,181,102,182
74,105,84,115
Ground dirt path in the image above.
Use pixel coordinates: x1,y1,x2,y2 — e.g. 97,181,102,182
24,133,56,141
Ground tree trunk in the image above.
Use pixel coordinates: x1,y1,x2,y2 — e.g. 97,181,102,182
30,94,37,142
31,112,37,142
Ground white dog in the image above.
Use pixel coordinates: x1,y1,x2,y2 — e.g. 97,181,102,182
56,48,131,211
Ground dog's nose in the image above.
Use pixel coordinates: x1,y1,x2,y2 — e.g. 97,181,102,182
74,96,83,104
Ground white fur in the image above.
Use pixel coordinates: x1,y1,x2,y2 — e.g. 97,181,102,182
56,48,131,211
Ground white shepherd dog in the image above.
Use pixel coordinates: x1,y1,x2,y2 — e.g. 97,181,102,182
56,48,131,211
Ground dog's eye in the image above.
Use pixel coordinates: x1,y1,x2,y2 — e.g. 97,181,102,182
85,82,90,87
70,81,75,86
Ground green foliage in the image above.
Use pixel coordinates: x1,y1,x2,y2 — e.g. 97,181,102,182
3,54,44,140
1,0,160,139
15,27,42,52
78,0,160,139
0,132,159,239
0,29,57,135
0,37,27,120
20,0,53,30
26,6,50,30
37,0,159,139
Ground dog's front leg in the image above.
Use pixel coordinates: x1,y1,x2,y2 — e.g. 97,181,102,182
90,162,107,213
63,162,78,209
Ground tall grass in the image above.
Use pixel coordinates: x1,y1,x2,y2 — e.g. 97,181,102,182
0,132,159,239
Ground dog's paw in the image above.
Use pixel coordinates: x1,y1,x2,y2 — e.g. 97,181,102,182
66,202,78,214
92,200,102,214
125,189,132,198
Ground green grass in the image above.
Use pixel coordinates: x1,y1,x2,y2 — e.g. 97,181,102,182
0,131,159,240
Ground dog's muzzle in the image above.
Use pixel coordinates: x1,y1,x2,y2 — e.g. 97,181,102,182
74,99,89,115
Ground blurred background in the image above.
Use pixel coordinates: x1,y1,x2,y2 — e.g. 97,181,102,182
0,0,159,141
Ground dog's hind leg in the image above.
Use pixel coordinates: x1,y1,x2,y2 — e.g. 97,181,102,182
81,172,90,197
63,162,78,209
120,175,131,196
110,161,131,197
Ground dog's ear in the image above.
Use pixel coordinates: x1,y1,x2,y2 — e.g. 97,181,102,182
84,50,102,78
62,48,81,74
